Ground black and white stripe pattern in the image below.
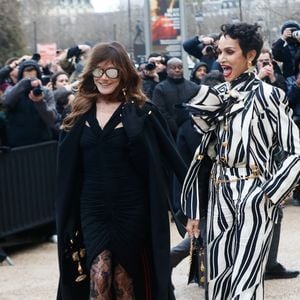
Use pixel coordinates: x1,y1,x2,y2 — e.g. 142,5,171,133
181,71,300,299
208,165,273,299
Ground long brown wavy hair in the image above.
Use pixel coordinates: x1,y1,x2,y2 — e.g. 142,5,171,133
62,41,147,131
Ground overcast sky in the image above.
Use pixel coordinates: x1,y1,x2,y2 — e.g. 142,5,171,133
90,0,120,12
90,0,142,12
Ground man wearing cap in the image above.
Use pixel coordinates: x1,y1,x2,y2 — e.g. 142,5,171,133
272,20,300,78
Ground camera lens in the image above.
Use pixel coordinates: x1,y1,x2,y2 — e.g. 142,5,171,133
145,62,156,71
292,30,300,39
32,86,43,96
206,45,214,53
262,61,270,67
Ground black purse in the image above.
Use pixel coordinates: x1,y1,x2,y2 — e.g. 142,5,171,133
187,236,205,287
65,230,88,283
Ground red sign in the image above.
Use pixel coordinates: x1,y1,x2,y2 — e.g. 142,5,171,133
37,43,57,64
150,0,181,57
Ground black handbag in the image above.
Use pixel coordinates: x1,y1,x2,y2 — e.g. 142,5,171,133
187,236,205,287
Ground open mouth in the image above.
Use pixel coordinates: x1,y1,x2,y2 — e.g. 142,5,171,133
222,66,232,78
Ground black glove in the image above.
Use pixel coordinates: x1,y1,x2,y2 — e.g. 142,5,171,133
121,101,147,140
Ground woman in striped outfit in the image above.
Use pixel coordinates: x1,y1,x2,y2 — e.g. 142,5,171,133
181,23,300,299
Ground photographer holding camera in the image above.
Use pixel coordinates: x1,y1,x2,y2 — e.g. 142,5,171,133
3,59,58,147
140,53,169,100
256,48,287,92
141,62,159,100
147,52,169,81
183,34,221,72
272,20,300,78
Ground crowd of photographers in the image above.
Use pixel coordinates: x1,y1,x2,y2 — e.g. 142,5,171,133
1,19,300,194
0,21,300,194
0,44,91,148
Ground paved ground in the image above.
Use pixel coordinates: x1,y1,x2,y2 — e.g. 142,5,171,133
1,203,299,300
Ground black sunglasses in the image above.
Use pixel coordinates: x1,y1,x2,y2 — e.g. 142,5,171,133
92,67,119,79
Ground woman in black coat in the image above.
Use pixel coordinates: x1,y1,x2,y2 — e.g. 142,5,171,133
56,41,187,300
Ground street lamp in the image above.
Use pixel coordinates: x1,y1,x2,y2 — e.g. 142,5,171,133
33,21,37,52
238,0,243,22
195,11,203,34
128,0,133,57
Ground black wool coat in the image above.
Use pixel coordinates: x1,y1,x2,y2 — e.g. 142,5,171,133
56,101,187,300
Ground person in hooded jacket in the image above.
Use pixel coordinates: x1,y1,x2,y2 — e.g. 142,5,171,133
3,59,58,147
190,62,208,85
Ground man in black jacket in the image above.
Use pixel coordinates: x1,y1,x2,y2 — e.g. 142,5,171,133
151,57,199,139
272,20,300,78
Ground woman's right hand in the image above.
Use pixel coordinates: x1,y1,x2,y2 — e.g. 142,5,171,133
185,218,200,238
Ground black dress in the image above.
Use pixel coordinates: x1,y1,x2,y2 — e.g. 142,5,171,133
79,104,150,290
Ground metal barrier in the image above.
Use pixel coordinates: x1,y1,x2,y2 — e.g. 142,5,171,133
0,141,58,239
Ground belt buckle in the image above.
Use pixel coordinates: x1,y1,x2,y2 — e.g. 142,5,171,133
250,164,260,176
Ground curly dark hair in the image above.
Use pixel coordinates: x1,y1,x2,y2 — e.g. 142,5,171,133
220,23,263,65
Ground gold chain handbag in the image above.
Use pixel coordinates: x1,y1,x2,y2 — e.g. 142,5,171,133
187,236,205,287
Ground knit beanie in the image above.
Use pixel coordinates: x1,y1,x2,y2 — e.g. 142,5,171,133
281,20,300,34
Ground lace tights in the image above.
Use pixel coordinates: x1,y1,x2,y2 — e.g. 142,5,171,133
90,250,135,300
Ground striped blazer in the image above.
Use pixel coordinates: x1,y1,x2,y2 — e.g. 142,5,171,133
181,72,300,222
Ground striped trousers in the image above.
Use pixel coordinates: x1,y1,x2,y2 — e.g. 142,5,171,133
207,164,274,300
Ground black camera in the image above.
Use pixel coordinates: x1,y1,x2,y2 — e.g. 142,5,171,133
67,46,83,63
32,86,43,96
205,44,217,57
32,53,41,62
206,45,214,54
291,28,300,39
145,62,156,71
262,61,270,67
41,75,51,86
30,78,43,96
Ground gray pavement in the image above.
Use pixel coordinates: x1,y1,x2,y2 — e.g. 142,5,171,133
0,203,299,299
